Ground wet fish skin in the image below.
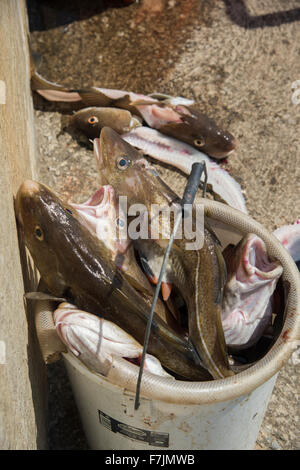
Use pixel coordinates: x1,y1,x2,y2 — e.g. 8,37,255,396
70,185,130,258
74,91,237,157
154,104,237,159
135,235,231,379
95,127,180,212
221,234,283,350
70,185,183,329
15,180,211,381
30,66,236,157
54,302,172,378
71,107,142,139
273,218,300,262
122,126,247,213
95,128,233,379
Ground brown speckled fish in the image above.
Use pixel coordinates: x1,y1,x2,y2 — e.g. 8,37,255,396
94,128,233,379
15,180,210,380
70,107,142,139
31,66,236,158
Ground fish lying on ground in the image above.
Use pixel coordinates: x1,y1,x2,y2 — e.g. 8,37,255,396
15,179,210,380
221,234,283,350
70,107,142,139
31,67,236,158
54,302,172,378
94,127,233,379
122,127,247,213
273,219,300,262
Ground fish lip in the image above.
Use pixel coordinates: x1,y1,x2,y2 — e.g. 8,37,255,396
241,235,282,279
208,136,238,158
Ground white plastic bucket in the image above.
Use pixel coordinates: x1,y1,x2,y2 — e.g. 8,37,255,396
63,352,278,450
38,199,300,450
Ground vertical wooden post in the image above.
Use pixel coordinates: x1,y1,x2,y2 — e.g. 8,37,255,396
0,0,47,449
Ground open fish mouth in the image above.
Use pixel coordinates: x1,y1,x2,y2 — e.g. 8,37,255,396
222,234,283,350
241,235,282,281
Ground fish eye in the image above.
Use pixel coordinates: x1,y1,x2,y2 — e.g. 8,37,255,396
117,156,131,170
35,225,44,241
194,137,205,148
87,116,99,126
116,217,125,228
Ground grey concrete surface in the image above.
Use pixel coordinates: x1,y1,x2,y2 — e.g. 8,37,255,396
28,0,299,449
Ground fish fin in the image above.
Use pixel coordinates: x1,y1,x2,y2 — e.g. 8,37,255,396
29,39,77,99
147,92,173,101
161,282,172,301
24,292,67,302
139,256,158,285
147,273,158,285
35,89,82,102
73,88,115,107
130,99,158,106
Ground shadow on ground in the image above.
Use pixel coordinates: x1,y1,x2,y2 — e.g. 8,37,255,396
223,0,300,29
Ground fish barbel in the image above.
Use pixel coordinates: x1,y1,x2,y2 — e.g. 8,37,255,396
221,234,283,350
94,128,233,379
54,302,172,378
31,67,236,158
15,179,211,380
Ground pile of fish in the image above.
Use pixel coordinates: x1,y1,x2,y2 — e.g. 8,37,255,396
15,67,300,382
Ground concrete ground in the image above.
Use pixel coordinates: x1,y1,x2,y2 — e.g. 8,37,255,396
27,0,299,449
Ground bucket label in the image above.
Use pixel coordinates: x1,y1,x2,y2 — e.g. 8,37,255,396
98,410,169,447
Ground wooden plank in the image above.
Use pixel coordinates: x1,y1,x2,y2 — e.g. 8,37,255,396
0,0,47,449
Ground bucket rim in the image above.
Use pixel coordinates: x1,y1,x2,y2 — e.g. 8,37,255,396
37,199,300,405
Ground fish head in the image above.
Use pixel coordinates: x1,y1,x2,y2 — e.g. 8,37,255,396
95,126,156,206
15,180,81,296
70,185,130,255
71,107,142,139
235,234,283,284
173,106,237,158
222,234,283,350
70,107,103,139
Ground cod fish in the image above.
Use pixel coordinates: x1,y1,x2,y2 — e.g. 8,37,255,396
15,180,210,381
221,234,283,350
69,185,130,260
31,68,236,158
94,127,233,379
70,185,182,329
54,302,172,378
70,107,142,139
122,127,247,213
